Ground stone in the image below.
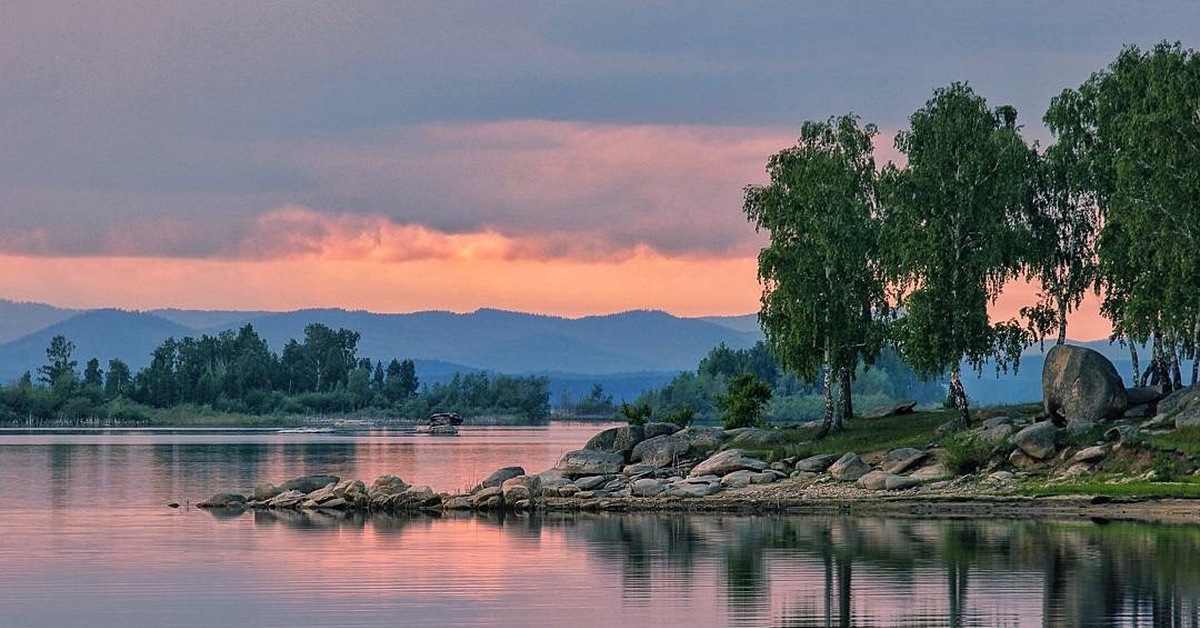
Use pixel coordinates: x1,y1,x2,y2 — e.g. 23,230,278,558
305,486,338,504
369,475,409,498
1008,449,1042,471
573,475,609,490
253,482,281,501
554,450,625,478
828,453,871,482
720,469,759,489
198,492,247,508
880,448,927,474
583,425,646,459
725,427,782,449
676,427,727,455
622,463,658,478
909,463,951,482
981,415,1013,429
662,480,721,498
1013,421,1058,460
397,486,440,509
333,480,368,507
501,475,540,503
689,449,768,478
795,453,839,473
631,478,666,497
1069,445,1109,464
1104,425,1137,442
1126,385,1165,406
861,400,918,420
470,486,504,509
857,471,918,491
630,434,690,468
644,421,683,439
443,496,472,510
987,471,1015,483
1042,344,1128,431
267,490,306,509
791,470,820,481
475,466,526,491
1157,385,1200,428
279,474,339,494
318,497,347,510
980,423,1015,446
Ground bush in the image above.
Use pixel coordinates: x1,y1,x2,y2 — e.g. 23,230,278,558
662,404,696,427
942,433,993,475
619,400,652,426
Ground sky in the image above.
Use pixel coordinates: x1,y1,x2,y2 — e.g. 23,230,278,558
2,2,1198,338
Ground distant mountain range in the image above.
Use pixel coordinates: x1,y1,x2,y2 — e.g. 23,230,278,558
0,300,762,401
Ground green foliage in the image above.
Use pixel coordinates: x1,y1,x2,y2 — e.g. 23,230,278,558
619,400,652,426
769,408,954,461
661,404,696,427
717,373,772,429
940,433,994,475
1022,478,1200,500
744,115,888,431
1145,426,1200,456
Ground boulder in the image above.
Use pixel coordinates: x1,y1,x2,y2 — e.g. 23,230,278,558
662,479,721,498
471,486,504,510
909,463,951,482
573,475,610,491
630,434,690,468
1008,449,1042,471
828,453,871,482
369,474,409,498
279,474,340,494
584,425,645,459
253,482,281,501
198,492,247,508
725,427,782,449
980,423,1015,446
676,427,727,455
333,480,368,507
720,469,759,489
554,450,625,478
630,478,666,497
1127,385,1165,406
622,463,658,478
501,476,539,503
644,421,683,439
689,449,768,478
1013,421,1058,460
1104,424,1137,442
981,415,1013,429
1156,385,1200,428
474,466,525,491
880,448,927,474
795,453,839,473
1070,445,1109,464
267,490,307,509
861,400,918,420
857,470,919,491
1042,344,1128,431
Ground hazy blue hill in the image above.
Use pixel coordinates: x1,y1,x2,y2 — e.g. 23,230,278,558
0,300,79,344
0,310,195,382
151,308,274,330
209,308,761,375
698,314,762,334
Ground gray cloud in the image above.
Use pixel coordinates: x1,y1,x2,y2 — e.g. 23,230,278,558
2,1,1198,259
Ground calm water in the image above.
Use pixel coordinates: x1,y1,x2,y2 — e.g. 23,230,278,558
1,424,1198,627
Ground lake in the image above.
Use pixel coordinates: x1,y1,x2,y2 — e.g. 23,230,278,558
1,423,1198,627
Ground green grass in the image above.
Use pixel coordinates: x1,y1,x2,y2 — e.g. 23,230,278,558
768,407,958,460
1021,476,1200,499
1144,425,1200,456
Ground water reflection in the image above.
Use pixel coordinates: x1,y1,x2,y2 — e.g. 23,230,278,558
208,508,1200,626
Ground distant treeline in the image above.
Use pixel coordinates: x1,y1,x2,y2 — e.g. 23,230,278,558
0,323,549,426
620,341,944,426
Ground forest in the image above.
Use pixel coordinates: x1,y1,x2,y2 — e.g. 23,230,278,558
0,323,550,426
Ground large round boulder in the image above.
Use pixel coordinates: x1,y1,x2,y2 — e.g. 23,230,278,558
1043,344,1127,431
689,449,768,478
554,450,625,478
630,434,691,468
1013,421,1058,460
473,466,525,491
584,425,646,460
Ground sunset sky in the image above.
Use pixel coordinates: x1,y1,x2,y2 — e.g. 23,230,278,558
3,2,1198,339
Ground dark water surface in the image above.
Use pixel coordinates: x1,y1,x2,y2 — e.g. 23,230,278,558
1,424,1198,627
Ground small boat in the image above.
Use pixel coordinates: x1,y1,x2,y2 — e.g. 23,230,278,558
276,427,336,434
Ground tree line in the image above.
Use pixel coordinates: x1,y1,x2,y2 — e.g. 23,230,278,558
743,41,1200,436
0,323,550,425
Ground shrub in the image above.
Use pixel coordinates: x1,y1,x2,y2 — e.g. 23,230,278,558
619,400,652,426
942,433,993,475
662,404,696,427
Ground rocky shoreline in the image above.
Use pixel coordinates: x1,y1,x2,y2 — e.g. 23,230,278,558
196,408,1200,524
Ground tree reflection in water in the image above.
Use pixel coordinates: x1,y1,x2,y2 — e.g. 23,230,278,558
226,509,1200,625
